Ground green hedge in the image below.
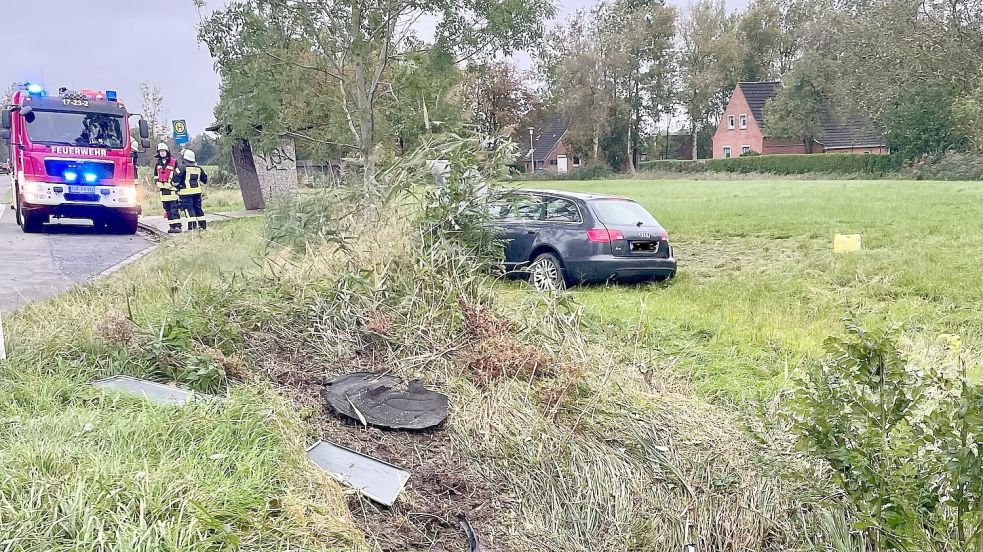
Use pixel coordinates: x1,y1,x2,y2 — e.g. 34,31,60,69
514,163,615,181
640,154,902,175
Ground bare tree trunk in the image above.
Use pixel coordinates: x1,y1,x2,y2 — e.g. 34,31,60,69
691,118,699,161
626,130,635,173
629,78,640,173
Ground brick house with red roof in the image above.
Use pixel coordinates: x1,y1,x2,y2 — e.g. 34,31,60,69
712,81,888,159
522,116,581,174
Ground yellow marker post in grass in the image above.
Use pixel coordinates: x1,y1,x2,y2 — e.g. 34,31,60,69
834,233,862,253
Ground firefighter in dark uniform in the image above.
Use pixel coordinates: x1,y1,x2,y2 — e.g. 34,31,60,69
173,149,208,230
153,143,182,233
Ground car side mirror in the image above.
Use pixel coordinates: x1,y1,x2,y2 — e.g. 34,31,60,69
141,138,151,149
1,109,10,130
138,119,149,139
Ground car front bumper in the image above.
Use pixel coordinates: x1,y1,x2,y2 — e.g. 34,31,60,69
21,182,141,217
566,250,677,283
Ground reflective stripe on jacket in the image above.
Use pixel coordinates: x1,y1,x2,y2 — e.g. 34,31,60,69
174,163,207,196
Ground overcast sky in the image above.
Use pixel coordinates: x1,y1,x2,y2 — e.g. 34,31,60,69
1,0,746,138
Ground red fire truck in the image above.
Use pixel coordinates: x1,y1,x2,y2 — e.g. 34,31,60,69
1,83,149,234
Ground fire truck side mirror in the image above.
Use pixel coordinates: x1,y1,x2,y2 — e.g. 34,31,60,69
141,138,151,149
0,130,9,141
1,109,10,131
19,106,34,123
138,119,149,140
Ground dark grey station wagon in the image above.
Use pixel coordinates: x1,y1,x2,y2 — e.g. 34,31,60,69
492,189,677,290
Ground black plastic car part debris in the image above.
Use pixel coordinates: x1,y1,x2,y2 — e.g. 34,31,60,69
460,516,480,552
306,440,410,506
321,372,449,430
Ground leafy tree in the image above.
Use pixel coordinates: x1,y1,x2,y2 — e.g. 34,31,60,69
139,82,169,144
610,0,676,171
187,134,220,165
762,59,832,153
677,0,740,160
200,0,553,187
544,0,675,170
462,61,538,140
886,81,968,161
384,46,463,154
736,0,781,81
542,12,618,164
952,81,983,154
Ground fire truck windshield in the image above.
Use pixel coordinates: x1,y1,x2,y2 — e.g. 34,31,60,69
25,110,125,149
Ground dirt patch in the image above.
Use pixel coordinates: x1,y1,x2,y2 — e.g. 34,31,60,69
250,340,514,551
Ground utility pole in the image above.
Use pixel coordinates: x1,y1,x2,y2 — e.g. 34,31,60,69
528,127,535,173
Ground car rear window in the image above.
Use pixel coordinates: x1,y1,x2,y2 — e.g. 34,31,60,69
589,199,659,226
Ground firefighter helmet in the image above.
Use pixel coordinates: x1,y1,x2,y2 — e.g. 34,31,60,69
157,142,169,153
183,149,196,163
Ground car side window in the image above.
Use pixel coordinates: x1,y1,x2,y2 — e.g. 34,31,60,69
544,197,582,223
509,195,545,222
489,200,512,220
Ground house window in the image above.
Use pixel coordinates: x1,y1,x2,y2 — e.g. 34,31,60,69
549,159,557,165
572,156,581,167
741,145,751,155
727,115,735,130
739,114,747,129
722,146,732,158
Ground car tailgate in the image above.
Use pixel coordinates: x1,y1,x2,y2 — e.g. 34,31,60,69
604,223,670,258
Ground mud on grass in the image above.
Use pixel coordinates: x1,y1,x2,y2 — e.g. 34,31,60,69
252,341,514,551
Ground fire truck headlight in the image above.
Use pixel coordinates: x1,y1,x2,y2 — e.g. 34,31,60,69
120,186,137,205
24,182,43,195
64,171,78,183
83,172,98,184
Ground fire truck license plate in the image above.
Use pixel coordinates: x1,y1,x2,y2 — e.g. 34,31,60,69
68,186,91,194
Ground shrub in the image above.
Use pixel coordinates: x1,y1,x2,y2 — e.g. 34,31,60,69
513,163,615,181
791,324,983,550
209,167,238,189
912,151,983,181
639,153,901,175
566,162,614,180
638,159,706,173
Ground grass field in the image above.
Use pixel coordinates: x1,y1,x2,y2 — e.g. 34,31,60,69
538,179,983,401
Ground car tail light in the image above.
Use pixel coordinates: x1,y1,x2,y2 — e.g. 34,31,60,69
586,228,625,242
660,229,669,240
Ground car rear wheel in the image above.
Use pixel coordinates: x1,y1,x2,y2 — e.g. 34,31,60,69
529,252,567,291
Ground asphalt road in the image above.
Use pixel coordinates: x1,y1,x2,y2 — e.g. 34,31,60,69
0,175,153,313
